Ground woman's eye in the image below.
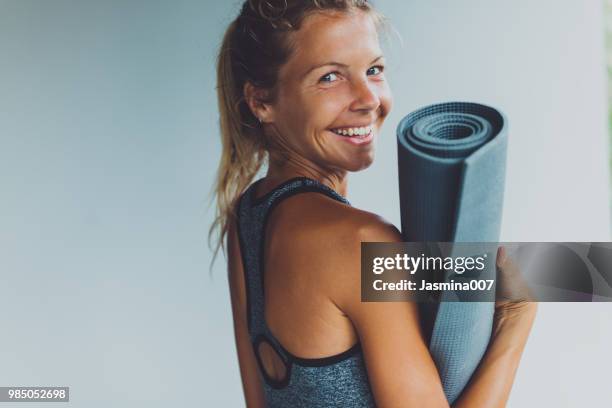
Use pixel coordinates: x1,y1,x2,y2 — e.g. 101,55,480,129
367,65,385,76
319,72,339,83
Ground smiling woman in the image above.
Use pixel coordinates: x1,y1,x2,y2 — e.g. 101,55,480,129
209,1,535,407
245,6,392,174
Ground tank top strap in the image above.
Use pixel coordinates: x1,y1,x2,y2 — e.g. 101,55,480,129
249,176,350,208
235,176,351,379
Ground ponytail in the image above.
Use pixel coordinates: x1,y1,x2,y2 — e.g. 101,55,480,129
207,19,267,268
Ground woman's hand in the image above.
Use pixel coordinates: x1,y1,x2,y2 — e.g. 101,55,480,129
493,245,538,337
451,246,538,408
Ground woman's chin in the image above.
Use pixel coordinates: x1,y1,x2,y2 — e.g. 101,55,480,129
344,154,375,172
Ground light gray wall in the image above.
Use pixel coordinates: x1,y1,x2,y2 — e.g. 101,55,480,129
0,0,609,406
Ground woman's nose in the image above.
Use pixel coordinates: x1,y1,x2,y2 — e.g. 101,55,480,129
350,79,380,112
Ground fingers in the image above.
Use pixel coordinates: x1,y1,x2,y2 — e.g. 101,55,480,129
496,245,507,268
495,245,535,303
496,246,519,277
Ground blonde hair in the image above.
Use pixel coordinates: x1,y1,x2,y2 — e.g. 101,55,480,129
208,0,387,267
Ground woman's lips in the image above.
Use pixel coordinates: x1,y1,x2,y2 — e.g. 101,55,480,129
328,127,374,145
329,124,373,137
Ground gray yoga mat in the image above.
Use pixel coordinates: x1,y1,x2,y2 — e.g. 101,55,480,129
396,102,508,403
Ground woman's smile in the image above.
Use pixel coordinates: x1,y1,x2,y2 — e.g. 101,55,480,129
327,124,375,146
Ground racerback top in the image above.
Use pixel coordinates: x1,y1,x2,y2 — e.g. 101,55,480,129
236,176,376,407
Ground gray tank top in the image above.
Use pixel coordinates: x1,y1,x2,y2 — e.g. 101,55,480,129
236,176,376,407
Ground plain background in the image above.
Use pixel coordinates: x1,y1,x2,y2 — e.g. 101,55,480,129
1,0,611,406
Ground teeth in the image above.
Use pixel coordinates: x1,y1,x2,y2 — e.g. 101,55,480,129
331,125,373,137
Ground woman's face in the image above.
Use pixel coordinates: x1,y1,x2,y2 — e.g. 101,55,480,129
264,10,393,173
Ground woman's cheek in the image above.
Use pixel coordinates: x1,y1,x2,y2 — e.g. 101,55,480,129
316,87,353,113
377,82,393,117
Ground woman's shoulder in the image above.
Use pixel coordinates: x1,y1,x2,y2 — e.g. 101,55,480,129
268,192,402,294
269,192,402,310
264,191,407,320
271,190,402,246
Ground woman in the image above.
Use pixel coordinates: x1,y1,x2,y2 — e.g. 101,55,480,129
209,1,537,406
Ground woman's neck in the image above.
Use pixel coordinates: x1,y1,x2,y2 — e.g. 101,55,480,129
264,156,348,197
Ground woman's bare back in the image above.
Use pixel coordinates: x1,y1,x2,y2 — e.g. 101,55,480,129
254,182,366,359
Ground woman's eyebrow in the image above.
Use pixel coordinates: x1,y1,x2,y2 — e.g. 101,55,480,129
302,55,384,78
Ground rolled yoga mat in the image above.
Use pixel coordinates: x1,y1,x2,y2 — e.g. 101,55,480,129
396,102,508,403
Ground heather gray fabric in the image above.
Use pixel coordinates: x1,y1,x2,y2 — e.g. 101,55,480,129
237,177,375,407
397,102,508,403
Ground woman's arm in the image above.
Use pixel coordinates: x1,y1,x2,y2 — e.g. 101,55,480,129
329,214,536,407
453,249,537,407
227,217,266,408
454,302,536,408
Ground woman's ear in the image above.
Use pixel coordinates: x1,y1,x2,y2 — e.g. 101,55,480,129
243,82,275,124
